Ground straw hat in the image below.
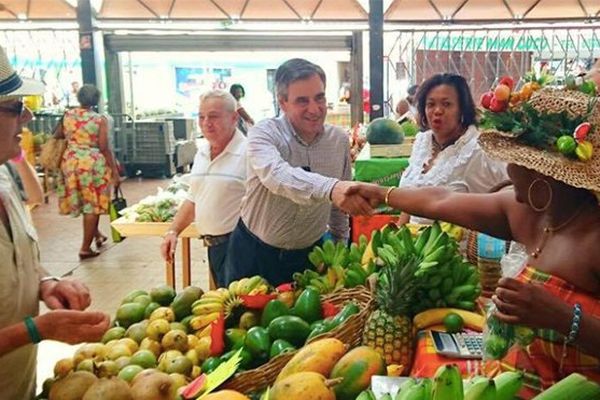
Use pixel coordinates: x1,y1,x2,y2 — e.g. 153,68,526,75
479,86,600,193
0,45,44,101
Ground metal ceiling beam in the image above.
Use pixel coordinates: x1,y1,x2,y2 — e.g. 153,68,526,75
427,0,444,20
369,0,384,119
281,0,302,20
0,3,18,19
59,0,76,11
240,0,250,19
167,0,177,18
311,0,324,19
576,0,588,17
501,0,515,19
451,0,469,19
522,0,542,19
136,0,160,18
26,0,32,18
209,0,231,19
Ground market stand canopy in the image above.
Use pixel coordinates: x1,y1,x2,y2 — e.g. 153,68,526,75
0,0,598,22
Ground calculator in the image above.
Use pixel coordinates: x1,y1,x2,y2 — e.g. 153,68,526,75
430,331,483,359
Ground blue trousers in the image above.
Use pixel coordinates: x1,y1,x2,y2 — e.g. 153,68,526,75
223,219,318,287
207,239,229,288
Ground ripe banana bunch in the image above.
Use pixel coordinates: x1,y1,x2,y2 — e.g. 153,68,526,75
413,308,485,331
228,275,269,296
189,311,220,331
440,221,464,242
191,288,230,316
432,364,463,400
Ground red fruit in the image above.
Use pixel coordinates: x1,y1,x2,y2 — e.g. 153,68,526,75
498,76,515,91
573,122,592,143
489,97,507,113
494,84,511,102
480,91,494,109
180,373,207,399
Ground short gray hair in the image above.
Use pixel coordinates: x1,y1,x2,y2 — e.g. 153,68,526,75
199,90,237,113
275,58,326,100
77,84,100,107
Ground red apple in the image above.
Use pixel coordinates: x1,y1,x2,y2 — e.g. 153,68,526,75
498,76,515,91
480,91,494,109
494,84,511,102
489,96,508,113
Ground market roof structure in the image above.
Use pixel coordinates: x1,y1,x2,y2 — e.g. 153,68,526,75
0,0,598,23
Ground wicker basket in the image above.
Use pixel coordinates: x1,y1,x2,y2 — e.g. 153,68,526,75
222,286,374,393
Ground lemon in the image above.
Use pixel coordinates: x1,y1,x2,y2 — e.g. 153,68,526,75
443,312,464,333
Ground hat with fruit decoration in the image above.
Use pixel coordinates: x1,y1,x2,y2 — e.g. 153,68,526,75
478,72,600,194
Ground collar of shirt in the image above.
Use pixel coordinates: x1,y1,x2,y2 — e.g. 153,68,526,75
282,114,325,147
199,129,245,159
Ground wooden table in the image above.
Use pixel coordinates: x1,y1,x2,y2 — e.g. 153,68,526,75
110,219,217,290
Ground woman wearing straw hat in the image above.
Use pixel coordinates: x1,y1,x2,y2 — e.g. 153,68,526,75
0,46,110,399
352,84,600,396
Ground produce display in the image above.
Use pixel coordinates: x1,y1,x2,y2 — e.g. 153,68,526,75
366,118,405,145
39,218,594,399
119,179,190,222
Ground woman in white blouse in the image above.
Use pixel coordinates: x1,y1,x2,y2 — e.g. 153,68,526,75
398,73,508,224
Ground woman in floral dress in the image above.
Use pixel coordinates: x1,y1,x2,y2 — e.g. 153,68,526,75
56,84,120,259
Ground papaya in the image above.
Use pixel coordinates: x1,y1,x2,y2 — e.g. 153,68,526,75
330,346,386,400
202,390,250,400
267,316,311,346
261,299,290,327
276,338,347,382
292,288,322,323
271,372,338,400
171,286,203,320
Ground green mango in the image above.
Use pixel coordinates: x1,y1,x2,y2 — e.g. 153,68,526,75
292,287,322,323
171,286,203,320
200,357,222,374
260,299,290,327
225,328,247,351
267,316,311,346
244,326,271,359
269,339,296,358
329,302,360,329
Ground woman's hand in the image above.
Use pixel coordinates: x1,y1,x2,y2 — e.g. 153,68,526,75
492,277,571,332
35,310,110,344
111,169,121,187
40,279,91,311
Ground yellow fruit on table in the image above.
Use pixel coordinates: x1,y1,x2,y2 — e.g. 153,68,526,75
386,364,405,377
202,390,250,400
413,308,484,331
271,372,338,400
276,338,347,382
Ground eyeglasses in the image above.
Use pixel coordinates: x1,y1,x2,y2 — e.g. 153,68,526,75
0,100,25,117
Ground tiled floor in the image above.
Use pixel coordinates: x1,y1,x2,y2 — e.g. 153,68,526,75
32,177,210,391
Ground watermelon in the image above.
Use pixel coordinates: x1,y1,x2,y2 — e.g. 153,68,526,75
366,118,404,145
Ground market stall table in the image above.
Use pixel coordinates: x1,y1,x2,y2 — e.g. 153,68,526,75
110,218,217,290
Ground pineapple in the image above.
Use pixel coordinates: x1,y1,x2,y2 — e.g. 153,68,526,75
362,254,420,368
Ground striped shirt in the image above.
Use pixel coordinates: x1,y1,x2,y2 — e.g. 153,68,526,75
240,115,351,249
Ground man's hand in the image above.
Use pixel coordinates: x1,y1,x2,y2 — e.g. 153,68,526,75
40,279,91,311
331,181,376,215
160,231,178,262
35,310,110,344
349,182,388,208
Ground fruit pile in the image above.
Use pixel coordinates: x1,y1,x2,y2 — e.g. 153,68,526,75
119,179,190,223
367,222,481,314
356,367,600,400
294,236,372,293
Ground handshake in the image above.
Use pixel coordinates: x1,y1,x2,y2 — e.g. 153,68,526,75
331,181,390,216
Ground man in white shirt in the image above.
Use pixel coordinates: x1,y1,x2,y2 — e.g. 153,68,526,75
223,58,373,286
161,90,246,287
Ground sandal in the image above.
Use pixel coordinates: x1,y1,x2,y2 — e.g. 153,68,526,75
95,235,108,248
79,250,100,260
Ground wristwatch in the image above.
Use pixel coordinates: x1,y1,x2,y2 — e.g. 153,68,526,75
40,276,61,284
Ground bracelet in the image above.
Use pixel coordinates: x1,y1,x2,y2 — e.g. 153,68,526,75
24,316,42,344
163,230,178,238
565,303,582,343
384,186,396,206
40,276,61,284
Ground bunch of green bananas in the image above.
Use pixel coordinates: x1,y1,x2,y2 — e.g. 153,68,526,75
371,222,481,314
356,365,524,400
295,236,371,294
